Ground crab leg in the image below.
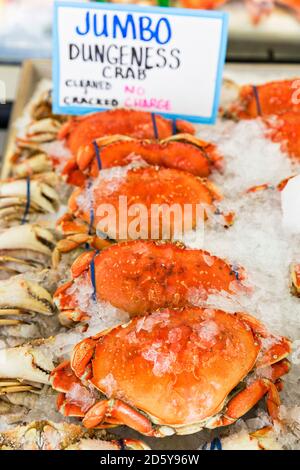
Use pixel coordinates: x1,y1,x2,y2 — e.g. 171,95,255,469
51,344,156,436
25,118,62,143
0,224,55,253
63,134,223,185
82,399,155,436
0,343,53,384
0,179,60,224
235,312,292,367
51,359,97,417
0,278,54,326
219,379,280,426
14,154,53,178
215,359,290,427
0,378,40,395
56,392,86,418
52,230,111,269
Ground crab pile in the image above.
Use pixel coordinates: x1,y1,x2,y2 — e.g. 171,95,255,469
0,75,300,450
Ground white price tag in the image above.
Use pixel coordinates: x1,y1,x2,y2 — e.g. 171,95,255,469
53,1,228,123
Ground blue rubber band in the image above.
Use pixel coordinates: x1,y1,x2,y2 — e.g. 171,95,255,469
21,176,31,225
252,85,262,117
172,118,177,135
90,250,99,303
202,437,222,450
88,206,94,235
93,140,102,170
151,113,159,140
210,437,222,450
231,265,240,281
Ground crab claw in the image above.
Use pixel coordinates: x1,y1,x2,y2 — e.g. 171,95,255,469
235,312,292,368
0,178,59,225
0,224,56,279
0,277,54,326
52,226,112,269
25,118,62,143
0,340,54,385
11,152,53,178
51,359,96,417
76,135,132,172
63,133,223,186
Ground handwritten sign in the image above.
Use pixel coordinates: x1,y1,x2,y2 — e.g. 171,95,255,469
53,1,228,123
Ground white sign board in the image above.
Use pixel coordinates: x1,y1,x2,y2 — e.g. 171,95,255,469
53,1,228,123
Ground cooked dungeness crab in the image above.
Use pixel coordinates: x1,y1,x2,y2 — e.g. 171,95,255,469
54,240,246,325
62,134,223,186
10,142,53,178
51,306,291,436
0,224,56,279
0,420,149,450
23,118,62,144
263,111,300,160
58,109,195,155
0,176,60,226
57,166,223,245
20,90,67,145
222,78,300,120
222,78,300,159
0,277,54,327
30,90,67,124
0,338,55,417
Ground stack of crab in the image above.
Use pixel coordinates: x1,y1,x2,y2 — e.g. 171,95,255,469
0,76,300,450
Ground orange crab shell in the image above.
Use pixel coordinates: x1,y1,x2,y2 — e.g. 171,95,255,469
276,0,300,18
263,111,300,160
228,79,300,119
67,166,221,241
62,135,223,186
91,308,259,426
180,0,228,9
54,240,246,318
52,307,291,431
59,109,195,156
